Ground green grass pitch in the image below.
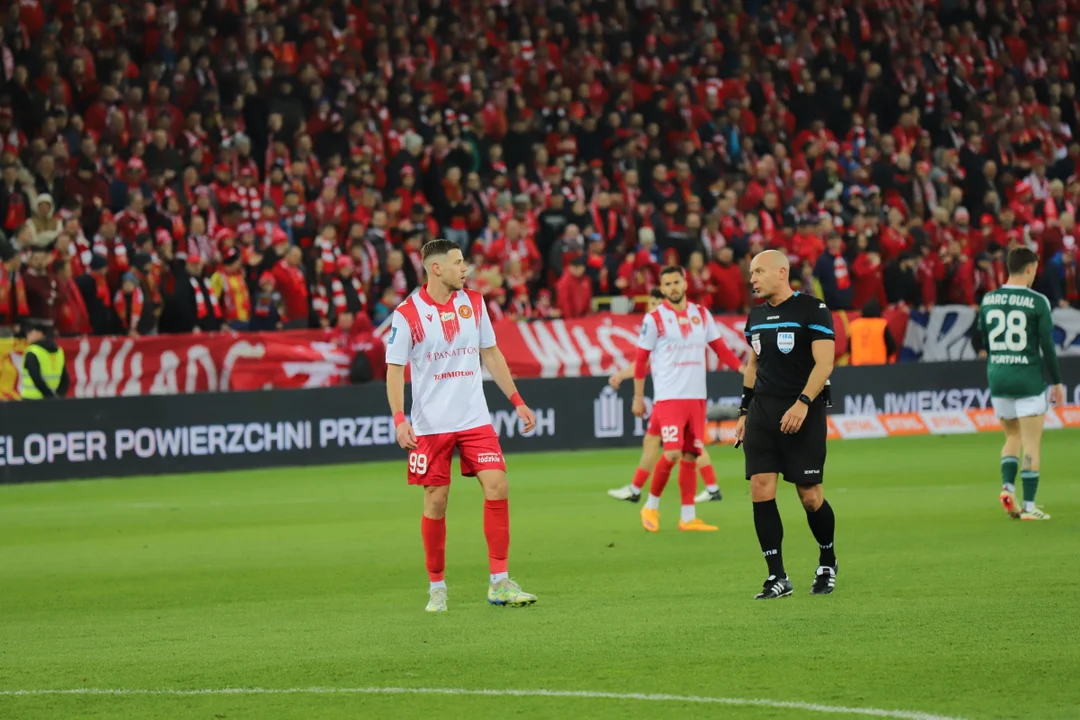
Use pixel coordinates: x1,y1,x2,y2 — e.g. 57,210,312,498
2,432,1079,720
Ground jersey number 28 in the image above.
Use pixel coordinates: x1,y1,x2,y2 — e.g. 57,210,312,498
985,309,1028,352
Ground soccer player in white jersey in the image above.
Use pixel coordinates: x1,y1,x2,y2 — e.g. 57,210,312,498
633,266,744,532
386,239,538,613
606,289,728,504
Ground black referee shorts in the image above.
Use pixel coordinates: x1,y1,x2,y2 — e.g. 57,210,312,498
743,395,828,486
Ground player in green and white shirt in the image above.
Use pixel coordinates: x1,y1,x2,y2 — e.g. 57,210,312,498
974,247,1065,521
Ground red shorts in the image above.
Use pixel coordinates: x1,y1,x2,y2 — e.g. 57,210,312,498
650,399,706,454
407,424,506,486
646,412,660,436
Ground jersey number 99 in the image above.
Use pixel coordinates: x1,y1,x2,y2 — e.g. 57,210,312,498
985,309,1028,352
408,452,428,475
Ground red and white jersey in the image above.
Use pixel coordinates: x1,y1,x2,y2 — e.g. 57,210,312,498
637,301,723,401
385,286,496,436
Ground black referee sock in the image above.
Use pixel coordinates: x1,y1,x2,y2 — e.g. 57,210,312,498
752,499,785,577
806,499,836,568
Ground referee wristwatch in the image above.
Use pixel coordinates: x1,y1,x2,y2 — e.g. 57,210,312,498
797,394,813,407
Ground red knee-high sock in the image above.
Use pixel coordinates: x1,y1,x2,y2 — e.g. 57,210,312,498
700,463,717,489
421,515,446,582
650,456,676,497
679,460,698,507
483,499,510,575
632,467,650,490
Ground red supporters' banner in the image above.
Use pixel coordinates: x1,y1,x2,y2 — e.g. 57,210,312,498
481,311,856,378
59,331,350,398
0,310,862,399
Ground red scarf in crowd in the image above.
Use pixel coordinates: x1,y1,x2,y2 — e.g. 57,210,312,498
331,276,365,311
0,269,28,320
114,288,144,330
591,205,620,246
92,273,110,307
832,252,851,290
190,277,221,319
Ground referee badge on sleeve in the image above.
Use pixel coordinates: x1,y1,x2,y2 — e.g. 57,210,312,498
777,332,795,354
751,333,761,355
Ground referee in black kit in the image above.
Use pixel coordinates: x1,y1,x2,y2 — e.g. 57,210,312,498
734,250,838,600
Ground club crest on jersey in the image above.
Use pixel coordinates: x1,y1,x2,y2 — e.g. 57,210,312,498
691,315,701,325
458,305,473,319
751,332,761,355
777,331,795,354
440,311,456,322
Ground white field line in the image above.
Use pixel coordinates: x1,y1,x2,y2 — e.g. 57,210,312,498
0,685,970,720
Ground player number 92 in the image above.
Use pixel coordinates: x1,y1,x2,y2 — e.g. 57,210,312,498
985,309,1027,352
408,452,428,475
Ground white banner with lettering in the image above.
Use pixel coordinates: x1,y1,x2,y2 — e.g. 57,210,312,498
900,305,1080,362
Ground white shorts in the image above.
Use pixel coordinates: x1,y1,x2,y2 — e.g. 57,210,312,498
991,394,1049,420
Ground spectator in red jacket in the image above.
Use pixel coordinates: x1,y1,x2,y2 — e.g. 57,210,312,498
851,250,887,311
942,239,976,306
711,246,749,313
555,257,593,319
272,245,310,329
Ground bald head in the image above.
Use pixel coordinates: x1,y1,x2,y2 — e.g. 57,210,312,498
749,250,793,303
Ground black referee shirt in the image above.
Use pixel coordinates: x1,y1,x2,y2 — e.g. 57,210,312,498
743,291,835,399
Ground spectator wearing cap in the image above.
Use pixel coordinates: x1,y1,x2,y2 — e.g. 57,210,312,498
555,256,592,319
211,249,252,332
250,273,285,332
0,240,28,336
20,320,69,401
23,193,59,249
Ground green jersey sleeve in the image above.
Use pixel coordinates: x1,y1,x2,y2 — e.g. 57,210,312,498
1037,298,1062,384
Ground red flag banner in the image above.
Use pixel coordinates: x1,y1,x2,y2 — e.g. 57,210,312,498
0,310,867,399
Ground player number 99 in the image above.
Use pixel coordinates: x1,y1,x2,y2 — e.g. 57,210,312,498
408,452,428,475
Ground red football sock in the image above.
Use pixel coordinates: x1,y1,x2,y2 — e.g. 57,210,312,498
700,463,717,489
484,499,510,575
632,467,650,490
421,515,446,582
679,460,697,506
650,456,675,497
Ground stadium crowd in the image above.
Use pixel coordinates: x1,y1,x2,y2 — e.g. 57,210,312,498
1,0,1080,340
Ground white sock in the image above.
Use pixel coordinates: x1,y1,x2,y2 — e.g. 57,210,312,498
680,505,695,523
705,484,719,493
629,485,641,495
490,572,508,584
1003,483,1016,494
430,580,446,591
1023,501,1035,512
644,494,661,510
